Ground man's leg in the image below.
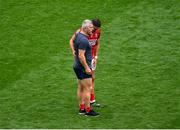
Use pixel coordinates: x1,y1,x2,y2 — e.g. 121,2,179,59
90,71,101,107
80,78,99,116
77,80,85,114
80,78,92,113
90,70,95,103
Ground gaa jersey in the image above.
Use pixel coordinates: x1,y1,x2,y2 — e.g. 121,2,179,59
88,29,101,58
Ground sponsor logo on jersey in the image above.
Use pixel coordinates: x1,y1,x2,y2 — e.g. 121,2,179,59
89,39,97,46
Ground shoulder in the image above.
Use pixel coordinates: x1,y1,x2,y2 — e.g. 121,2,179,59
96,28,101,34
93,29,101,36
95,29,101,38
78,33,88,42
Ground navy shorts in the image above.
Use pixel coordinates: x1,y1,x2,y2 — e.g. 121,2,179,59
73,67,92,80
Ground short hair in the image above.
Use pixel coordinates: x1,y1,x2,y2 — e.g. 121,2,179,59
82,19,92,29
92,18,101,27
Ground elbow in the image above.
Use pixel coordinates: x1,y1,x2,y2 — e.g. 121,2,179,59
78,54,83,60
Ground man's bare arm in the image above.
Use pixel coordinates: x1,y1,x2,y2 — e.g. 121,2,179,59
79,49,92,74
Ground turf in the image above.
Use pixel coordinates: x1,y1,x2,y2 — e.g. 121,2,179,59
0,0,180,128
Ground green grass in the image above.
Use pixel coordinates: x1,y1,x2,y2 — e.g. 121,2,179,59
0,0,180,128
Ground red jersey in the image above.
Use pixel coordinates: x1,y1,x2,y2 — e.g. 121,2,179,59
88,29,101,58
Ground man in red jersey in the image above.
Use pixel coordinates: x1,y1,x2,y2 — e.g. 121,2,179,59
70,19,101,111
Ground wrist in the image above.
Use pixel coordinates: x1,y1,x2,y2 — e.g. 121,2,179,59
85,65,89,70
95,56,98,59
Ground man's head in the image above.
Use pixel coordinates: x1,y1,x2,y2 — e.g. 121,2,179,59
92,18,101,32
81,19,94,36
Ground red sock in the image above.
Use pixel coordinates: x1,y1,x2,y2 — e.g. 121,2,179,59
80,104,84,110
86,107,91,113
90,94,95,102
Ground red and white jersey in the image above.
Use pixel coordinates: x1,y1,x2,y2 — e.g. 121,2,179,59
88,29,101,58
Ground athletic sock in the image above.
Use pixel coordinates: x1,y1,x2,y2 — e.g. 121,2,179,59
90,94,95,102
80,104,85,110
86,107,91,113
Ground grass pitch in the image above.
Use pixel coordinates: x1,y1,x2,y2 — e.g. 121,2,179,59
0,0,180,128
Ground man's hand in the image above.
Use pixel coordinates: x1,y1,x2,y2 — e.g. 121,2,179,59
93,58,97,67
91,58,97,70
85,67,92,75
